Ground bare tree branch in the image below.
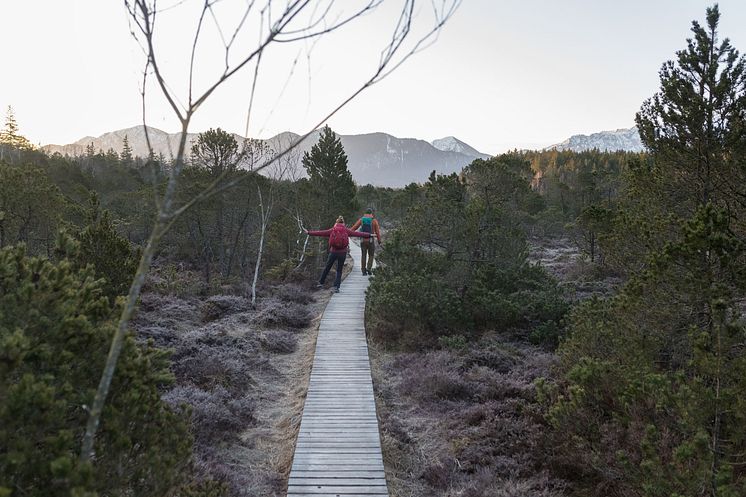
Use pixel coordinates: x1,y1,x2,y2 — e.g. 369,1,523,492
188,1,210,106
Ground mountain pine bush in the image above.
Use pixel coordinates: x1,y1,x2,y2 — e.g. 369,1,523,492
0,244,201,496
367,162,566,349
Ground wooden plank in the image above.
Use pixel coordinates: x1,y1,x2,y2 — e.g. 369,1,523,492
290,472,386,479
299,427,380,431
294,448,381,454
288,494,387,497
297,430,380,435
292,458,384,465
291,465,384,471
299,413,378,417
293,455,383,461
287,494,387,497
287,485,388,495
298,433,380,437
289,478,387,486
296,443,382,448
299,425,379,430
291,457,384,463
297,434,381,439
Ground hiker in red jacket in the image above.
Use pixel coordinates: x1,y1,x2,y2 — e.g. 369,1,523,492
350,208,382,276
306,216,372,292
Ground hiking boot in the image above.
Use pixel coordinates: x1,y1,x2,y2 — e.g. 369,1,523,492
334,287,340,293
362,269,367,276
315,282,323,289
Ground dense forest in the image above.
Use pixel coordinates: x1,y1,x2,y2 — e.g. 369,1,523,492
2,4,746,497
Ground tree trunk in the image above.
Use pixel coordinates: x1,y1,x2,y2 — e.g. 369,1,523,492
295,234,310,270
226,204,252,279
251,186,271,307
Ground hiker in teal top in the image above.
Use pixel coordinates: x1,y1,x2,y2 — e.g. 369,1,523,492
350,208,382,276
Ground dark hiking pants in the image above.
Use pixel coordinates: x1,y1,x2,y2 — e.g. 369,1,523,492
320,251,346,288
361,240,375,272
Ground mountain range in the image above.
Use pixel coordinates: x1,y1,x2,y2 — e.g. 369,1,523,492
545,126,644,152
42,125,645,187
42,126,490,188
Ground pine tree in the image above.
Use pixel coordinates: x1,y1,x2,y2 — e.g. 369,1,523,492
0,242,193,497
0,106,33,151
301,125,357,225
104,148,119,166
636,4,746,222
552,7,746,496
190,128,241,177
189,128,248,278
0,162,65,253
73,194,141,303
120,135,134,167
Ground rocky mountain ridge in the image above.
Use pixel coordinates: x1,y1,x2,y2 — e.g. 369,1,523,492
545,126,644,152
43,126,490,187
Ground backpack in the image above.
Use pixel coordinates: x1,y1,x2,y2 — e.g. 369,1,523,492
329,224,349,250
360,216,373,233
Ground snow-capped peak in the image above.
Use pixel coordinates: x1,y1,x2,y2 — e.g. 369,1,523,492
431,136,488,158
544,127,645,153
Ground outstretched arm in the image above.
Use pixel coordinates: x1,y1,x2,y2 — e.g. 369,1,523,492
347,229,371,238
306,228,332,237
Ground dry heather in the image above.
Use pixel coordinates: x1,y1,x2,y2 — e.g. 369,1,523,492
370,335,567,497
529,236,622,301
134,279,334,497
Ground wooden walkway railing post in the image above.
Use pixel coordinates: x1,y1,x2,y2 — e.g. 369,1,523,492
287,243,389,496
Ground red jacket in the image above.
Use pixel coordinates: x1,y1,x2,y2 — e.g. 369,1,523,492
308,223,371,253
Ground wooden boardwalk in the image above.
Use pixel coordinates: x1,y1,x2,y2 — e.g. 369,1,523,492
287,246,388,497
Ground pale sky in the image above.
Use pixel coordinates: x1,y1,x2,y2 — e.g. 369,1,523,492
2,0,745,154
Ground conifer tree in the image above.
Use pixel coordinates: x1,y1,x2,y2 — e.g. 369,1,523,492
104,148,119,166
74,194,141,303
190,128,241,177
0,242,193,497
636,4,746,223
0,162,64,253
301,125,357,225
0,106,33,152
551,7,746,495
120,135,134,167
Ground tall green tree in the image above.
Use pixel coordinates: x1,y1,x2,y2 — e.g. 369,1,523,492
636,4,746,222
302,125,357,226
190,128,242,177
189,128,244,279
551,7,746,496
0,106,33,152
120,135,134,167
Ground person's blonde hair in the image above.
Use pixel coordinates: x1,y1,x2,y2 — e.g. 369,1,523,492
336,216,345,224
